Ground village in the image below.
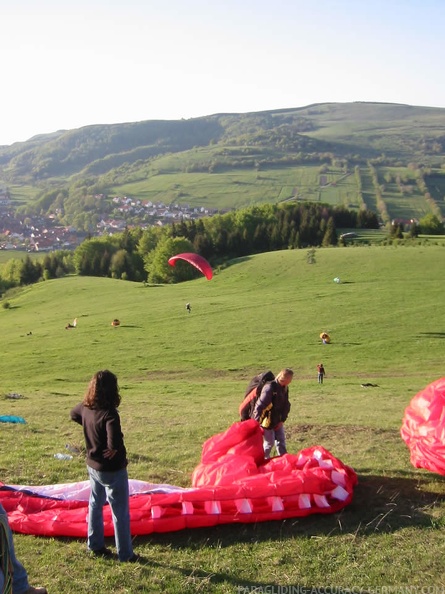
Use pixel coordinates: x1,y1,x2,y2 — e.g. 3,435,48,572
0,188,220,252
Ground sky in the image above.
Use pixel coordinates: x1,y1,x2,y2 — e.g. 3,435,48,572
1,0,444,146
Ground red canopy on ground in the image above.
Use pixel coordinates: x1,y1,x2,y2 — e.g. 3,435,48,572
0,420,357,536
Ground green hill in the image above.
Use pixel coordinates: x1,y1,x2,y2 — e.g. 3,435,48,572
1,101,444,228
1,102,444,181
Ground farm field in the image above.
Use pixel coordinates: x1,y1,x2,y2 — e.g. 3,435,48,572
109,164,339,210
0,245,445,592
0,249,41,264
107,161,444,225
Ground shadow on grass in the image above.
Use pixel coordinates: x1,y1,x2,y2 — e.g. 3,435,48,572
141,557,354,593
141,283,165,288
136,473,444,555
418,332,445,338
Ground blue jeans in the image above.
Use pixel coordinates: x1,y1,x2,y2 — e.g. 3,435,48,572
87,466,133,561
262,425,287,459
0,503,30,594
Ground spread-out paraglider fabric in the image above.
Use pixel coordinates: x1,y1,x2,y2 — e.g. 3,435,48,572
401,377,445,476
168,253,213,280
0,420,357,537
0,416,26,424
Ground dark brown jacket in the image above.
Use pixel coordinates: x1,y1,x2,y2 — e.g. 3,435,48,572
70,403,128,472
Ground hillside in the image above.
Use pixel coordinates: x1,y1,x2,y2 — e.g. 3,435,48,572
0,102,444,230
1,246,445,591
1,102,444,182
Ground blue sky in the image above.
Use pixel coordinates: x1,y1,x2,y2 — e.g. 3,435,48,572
1,0,444,146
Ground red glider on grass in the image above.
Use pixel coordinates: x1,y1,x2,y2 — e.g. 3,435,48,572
401,376,445,475
0,420,357,537
168,253,213,280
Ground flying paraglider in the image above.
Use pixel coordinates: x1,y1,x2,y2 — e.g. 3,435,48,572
0,420,357,537
168,253,213,280
401,377,445,476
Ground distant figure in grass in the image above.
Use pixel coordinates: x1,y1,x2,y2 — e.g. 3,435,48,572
111,319,120,327
186,303,191,314
320,332,330,344
317,363,326,384
0,502,48,593
70,370,138,563
65,318,77,330
253,368,294,460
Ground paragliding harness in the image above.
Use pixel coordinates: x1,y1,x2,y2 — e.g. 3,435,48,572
239,370,277,425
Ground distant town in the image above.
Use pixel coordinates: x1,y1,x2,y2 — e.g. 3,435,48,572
0,188,220,252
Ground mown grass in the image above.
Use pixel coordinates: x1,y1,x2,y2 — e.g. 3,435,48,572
1,245,445,592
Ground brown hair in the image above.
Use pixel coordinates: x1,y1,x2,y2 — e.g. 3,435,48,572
83,370,121,410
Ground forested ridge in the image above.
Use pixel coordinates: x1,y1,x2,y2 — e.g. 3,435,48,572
0,201,381,293
0,101,444,269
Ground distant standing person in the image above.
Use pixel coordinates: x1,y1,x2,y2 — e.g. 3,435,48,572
317,363,325,384
70,370,138,562
253,368,293,459
186,303,191,314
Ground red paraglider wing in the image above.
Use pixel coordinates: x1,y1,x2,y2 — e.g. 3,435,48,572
401,377,445,475
0,420,357,537
168,253,213,280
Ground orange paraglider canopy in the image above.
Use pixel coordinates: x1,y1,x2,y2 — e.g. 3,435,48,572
168,253,213,280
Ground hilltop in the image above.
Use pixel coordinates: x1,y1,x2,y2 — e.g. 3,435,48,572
0,101,444,234
1,102,444,181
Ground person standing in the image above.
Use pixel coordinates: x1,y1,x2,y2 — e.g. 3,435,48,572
0,502,48,594
253,368,293,459
186,303,191,314
317,363,325,384
70,370,138,562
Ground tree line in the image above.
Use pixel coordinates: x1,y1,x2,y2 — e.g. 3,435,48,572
0,201,382,294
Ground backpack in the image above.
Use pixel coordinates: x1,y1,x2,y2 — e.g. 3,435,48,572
239,370,276,421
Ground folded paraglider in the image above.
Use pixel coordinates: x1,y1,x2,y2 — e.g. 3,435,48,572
320,332,331,344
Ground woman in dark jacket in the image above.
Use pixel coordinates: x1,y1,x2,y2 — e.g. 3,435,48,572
70,370,137,562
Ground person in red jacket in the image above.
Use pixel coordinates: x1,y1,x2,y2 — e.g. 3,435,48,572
317,363,326,384
70,370,139,562
253,368,293,459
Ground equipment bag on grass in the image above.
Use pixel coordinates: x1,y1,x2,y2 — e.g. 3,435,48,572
239,370,276,421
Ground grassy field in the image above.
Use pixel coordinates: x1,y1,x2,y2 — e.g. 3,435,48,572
106,160,445,225
1,245,445,592
0,249,42,264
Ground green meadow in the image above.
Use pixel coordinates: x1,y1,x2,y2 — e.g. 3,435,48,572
108,164,354,210
1,245,445,592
